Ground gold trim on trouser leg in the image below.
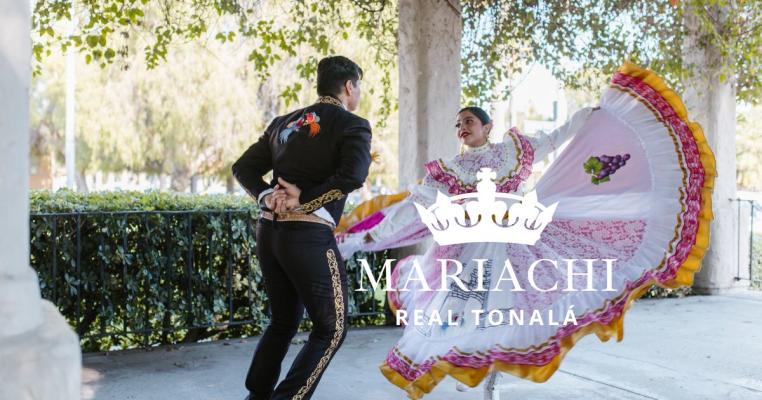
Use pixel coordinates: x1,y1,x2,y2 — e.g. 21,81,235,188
292,249,345,400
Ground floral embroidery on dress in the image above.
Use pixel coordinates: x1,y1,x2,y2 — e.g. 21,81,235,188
278,112,321,144
583,153,631,184
425,130,534,196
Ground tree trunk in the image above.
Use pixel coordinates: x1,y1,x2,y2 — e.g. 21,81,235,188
682,4,740,293
170,166,191,192
190,175,199,193
158,174,168,191
76,170,89,193
226,173,236,193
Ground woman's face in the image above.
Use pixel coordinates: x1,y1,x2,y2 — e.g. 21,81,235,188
455,111,491,148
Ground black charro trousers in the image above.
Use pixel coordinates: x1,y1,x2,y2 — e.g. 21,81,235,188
246,218,349,400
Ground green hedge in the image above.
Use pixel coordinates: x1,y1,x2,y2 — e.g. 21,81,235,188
30,189,258,213
30,190,388,352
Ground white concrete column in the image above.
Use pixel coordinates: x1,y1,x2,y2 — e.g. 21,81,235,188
394,0,461,263
0,1,81,398
397,0,461,189
681,5,744,294
0,0,42,335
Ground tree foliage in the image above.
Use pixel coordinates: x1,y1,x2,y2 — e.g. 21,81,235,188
32,0,397,119
31,0,400,190
737,104,762,190
31,0,762,192
31,43,268,191
461,0,762,104
34,1,762,106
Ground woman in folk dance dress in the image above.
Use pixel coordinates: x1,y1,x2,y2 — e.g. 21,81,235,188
336,61,716,399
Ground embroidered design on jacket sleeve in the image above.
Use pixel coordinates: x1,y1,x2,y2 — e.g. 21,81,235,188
299,189,345,213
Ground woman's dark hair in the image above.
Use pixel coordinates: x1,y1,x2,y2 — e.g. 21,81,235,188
317,56,364,97
458,106,492,125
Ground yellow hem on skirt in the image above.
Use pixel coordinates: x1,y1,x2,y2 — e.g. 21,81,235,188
340,61,717,399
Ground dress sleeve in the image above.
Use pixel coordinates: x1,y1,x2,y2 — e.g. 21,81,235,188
353,174,442,252
528,106,594,161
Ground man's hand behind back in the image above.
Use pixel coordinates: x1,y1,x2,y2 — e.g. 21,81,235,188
265,177,302,213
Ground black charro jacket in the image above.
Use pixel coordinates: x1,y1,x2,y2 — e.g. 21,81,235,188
231,99,372,224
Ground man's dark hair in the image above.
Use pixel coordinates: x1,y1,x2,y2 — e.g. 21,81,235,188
317,56,363,97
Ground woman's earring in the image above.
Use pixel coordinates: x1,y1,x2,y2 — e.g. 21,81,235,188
459,143,465,155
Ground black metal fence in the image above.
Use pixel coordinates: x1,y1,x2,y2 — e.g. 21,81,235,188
734,199,762,288
29,210,388,351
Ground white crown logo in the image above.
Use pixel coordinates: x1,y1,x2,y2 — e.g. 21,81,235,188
414,168,558,246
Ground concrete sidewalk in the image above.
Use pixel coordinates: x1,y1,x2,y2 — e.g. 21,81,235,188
82,292,762,400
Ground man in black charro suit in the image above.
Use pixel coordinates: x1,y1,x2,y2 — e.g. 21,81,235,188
232,56,372,400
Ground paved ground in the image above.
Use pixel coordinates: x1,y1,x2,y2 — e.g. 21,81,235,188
82,292,762,400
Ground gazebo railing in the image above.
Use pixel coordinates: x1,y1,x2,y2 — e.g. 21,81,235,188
734,199,762,288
